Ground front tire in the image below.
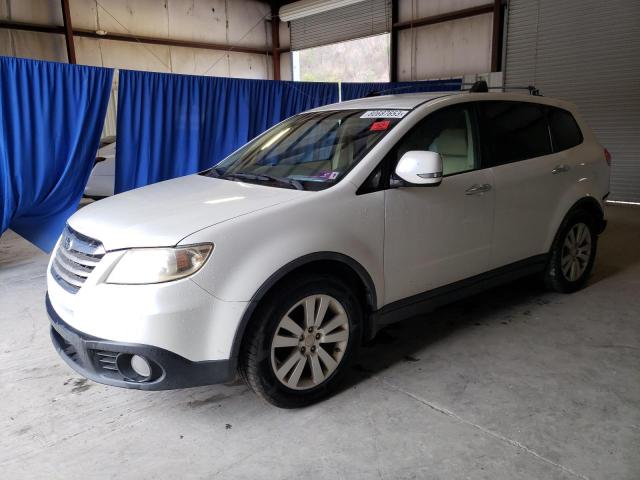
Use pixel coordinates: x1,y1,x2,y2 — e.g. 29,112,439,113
238,274,362,408
544,209,598,293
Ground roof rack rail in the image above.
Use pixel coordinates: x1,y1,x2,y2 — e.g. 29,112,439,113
363,80,542,98
465,80,542,96
364,81,464,97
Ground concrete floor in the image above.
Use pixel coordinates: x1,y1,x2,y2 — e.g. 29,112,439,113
1,205,639,480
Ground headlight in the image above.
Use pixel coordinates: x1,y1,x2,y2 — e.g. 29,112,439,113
106,244,213,285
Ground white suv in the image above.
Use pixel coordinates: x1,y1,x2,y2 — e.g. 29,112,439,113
47,91,610,407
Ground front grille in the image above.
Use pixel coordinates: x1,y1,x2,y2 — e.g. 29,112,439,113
51,226,105,294
94,350,119,372
51,328,80,363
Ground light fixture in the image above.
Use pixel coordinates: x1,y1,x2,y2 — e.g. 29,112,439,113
279,0,369,22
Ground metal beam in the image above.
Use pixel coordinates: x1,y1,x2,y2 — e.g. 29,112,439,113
271,1,281,80
60,0,76,63
0,21,270,56
390,0,398,82
393,3,494,31
490,0,504,72
0,20,63,35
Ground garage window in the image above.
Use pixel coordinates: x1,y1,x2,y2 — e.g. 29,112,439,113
292,34,391,82
289,0,392,82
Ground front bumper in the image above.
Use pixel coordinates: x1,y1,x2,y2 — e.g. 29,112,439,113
47,294,235,390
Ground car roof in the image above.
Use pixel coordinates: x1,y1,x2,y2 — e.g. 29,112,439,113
310,91,573,112
310,92,461,111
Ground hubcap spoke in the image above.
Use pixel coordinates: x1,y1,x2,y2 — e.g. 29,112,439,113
314,296,330,328
304,298,315,329
276,351,303,381
287,356,307,388
317,346,338,372
575,224,584,245
570,261,578,281
321,330,349,344
576,252,590,262
280,315,303,336
320,312,348,335
273,334,299,348
310,353,325,384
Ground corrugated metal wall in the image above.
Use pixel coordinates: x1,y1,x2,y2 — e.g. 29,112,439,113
505,0,640,203
397,0,493,80
0,0,273,79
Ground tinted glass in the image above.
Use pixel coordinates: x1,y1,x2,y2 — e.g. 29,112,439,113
394,105,477,176
202,110,402,190
478,101,552,166
548,107,583,152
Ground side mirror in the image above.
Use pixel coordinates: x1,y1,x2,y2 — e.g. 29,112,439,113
394,151,443,186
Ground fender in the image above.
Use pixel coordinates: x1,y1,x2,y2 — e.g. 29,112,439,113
227,252,378,368
545,194,606,252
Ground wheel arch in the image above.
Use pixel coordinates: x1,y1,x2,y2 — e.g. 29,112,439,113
566,196,606,233
228,252,378,369
546,195,606,253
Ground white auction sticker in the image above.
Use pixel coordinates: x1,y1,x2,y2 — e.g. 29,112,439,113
360,110,409,119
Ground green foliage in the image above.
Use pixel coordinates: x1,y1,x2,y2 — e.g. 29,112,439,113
297,34,390,83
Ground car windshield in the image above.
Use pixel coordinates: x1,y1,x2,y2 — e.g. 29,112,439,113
200,109,405,190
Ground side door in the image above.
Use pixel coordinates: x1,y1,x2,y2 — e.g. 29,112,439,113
383,104,495,305
476,101,564,269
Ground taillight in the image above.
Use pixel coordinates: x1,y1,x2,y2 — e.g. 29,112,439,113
604,148,612,166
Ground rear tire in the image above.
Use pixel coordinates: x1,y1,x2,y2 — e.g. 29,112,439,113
544,209,598,293
238,273,362,408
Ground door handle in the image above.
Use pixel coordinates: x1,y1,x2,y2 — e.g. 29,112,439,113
465,183,492,195
552,164,570,174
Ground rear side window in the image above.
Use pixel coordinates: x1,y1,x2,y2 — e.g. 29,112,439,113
548,107,583,152
478,101,552,167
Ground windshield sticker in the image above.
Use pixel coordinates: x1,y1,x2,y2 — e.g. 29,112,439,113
360,110,408,119
370,120,391,131
310,171,340,180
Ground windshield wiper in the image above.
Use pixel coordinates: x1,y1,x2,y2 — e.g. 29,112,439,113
223,172,305,190
202,167,225,178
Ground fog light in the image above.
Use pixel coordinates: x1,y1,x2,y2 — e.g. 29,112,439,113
130,355,151,378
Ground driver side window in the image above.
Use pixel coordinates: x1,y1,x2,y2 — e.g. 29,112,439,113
396,105,477,176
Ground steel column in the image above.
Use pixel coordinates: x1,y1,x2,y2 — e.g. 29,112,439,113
60,0,76,63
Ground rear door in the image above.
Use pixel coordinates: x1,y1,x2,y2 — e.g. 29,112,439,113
477,101,566,268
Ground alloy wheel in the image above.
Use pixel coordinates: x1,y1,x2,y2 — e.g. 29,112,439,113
561,222,592,282
270,294,349,390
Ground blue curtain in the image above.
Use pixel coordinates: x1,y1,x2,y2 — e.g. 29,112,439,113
340,78,463,101
115,71,338,193
0,57,113,251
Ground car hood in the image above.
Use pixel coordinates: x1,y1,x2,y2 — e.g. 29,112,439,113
68,175,304,250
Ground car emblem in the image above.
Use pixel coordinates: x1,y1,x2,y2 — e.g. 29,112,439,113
64,235,72,250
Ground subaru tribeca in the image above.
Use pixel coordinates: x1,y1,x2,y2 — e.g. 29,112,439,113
47,91,609,407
